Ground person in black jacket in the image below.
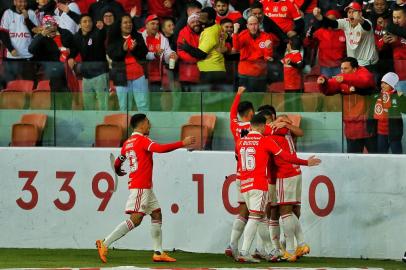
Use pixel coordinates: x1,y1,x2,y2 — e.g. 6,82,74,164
89,0,124,28
28,15,72,109
107,14,149,111
67,14,109,110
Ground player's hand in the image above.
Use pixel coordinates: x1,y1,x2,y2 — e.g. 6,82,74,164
183,136,196,146
130,5,138,17
233,23,240,34
67,58,76,70
307,155,321,166
334,75,344,83
387,33,398,43
21,9,28,19
57,3,70,13
237,86,246,95
317,76,326,84
313,7,322,21
115,167,127,176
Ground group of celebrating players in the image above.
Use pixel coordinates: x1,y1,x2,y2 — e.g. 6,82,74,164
95,86,321,264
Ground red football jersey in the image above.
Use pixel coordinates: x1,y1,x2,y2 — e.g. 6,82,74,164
272,132,301,179
230,93,252,143
237,131,308,192
282,50,303,90
120,132,183,189
261,0,302,33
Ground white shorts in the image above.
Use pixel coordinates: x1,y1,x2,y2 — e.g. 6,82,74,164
268,184,277,206
242,189,268,214
276,174,302,205
125,188,160,215
236,178,244,204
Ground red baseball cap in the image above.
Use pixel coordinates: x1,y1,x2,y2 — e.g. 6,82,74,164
344,2,362,12
325,10,341,19
145,14,159,25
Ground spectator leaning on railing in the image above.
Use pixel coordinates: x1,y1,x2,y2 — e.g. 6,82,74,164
317,57,377,153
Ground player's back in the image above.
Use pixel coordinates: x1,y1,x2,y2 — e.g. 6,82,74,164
237,132,270,192
271,132,301,178
121,132,154,189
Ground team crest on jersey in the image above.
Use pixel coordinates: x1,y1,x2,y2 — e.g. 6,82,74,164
339,36,345,42
375,103,383,115
88,38,93,46
259,41,266,48
281,6,288,12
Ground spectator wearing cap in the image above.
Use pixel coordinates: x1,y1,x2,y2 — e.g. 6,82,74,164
67,14,109,110
147,0,175,18
53,0,81,33
177,12,202,89
88,0,124,29
371,72,406,153
107,14,149,111
232,15,274,92
173,0,202,49
304,10,346,77
378,6,406,93
179,7,228,91
317,57,377,153
0,0,39,83
28,15,72,109
141,14,177,92
313,2,379,71
214,0,242,24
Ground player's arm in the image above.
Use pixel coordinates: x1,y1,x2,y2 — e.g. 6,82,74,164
114,148,127,176
230,86,245,133
147,136,195,153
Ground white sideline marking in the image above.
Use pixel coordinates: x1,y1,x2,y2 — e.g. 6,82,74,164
1,267,385,270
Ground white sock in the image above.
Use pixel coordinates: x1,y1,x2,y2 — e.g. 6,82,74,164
104,219,135,247
293,214,305,246
257,218,272,254
240,215,261,256
269,219,281,249
281,214,295,253
230,215,247,249
151,220,163,253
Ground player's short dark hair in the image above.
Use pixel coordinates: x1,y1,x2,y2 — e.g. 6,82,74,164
289,36,302,50
341,57,359,68
215,0,230,5
220,18,233,25
257,104,276,116
80,13,92,21
186,0,202,10
201,7,217,21
250,113,266,126
238,101,254,117
258,109,274,120
130,113,147,128
250,1,263,10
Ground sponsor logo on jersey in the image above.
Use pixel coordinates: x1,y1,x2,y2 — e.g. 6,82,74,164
259,41,266,48
9,32,31,38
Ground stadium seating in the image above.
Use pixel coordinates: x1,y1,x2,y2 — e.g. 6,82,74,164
182,114,217,150
94,124,122,147
267,82,285,93
302,81,323,112
35,80,51,91
30,90,51,110
0,90,26,109
5,80,34,92
11,113,48,146
94,114,130,147
180,124,211,150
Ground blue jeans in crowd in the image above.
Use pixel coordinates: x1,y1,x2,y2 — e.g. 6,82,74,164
320,66,341,78
116,76,149,111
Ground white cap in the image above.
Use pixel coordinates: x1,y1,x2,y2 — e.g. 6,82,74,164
381,72,399,89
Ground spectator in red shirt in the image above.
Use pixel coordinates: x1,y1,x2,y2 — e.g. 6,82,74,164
304,10,346,77
378,6,406,93
233,15,274,92
317,57,377,153
282,36,304,111
147,0,175,18
177,12,202,89
214,0,242,23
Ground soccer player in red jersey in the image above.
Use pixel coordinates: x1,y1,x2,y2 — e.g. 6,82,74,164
225,86,254,259
236,114,320,263
96,114,195,263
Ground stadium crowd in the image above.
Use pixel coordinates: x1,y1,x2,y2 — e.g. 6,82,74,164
1,0,406,153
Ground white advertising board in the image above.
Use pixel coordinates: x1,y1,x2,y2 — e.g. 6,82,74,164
0,148,405,260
